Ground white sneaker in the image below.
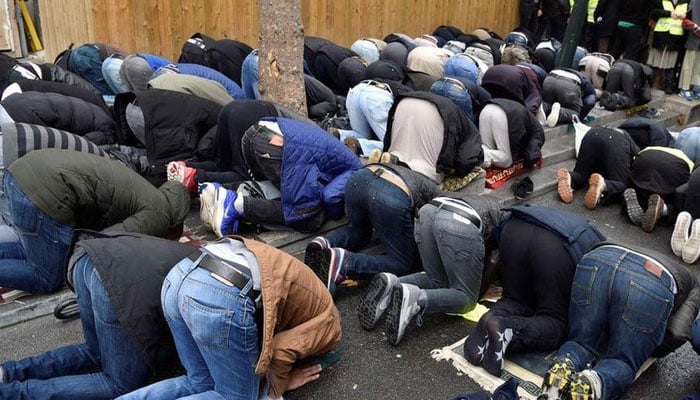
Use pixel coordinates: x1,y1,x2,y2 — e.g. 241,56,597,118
682,219,700,264
385,283,422,345
547,102,561,128
358,273,399,331
671,211,692,257
198,182,220,228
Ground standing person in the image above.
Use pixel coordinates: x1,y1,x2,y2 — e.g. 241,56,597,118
678,0,700,100
358,195,507,346
305,164,442,295
118,237,343,400
610,0,653,61
463,206,606,376
541,0,570,41
521,0,543,36
0,149,190,294
580,0,619,52
648,0,690,94
0,232,195,400
539,244,699,400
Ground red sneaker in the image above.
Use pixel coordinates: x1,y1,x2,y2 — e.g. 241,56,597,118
167,161,197,193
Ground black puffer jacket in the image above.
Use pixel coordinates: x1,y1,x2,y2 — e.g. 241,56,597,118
1,91,116,145
618,117,675,149
482,64,543,115
38,63,103,96
488,98,546,168
7,79,109,113
384,91,484,177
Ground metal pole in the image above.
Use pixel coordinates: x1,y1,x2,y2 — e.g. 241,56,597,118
555,0,589,68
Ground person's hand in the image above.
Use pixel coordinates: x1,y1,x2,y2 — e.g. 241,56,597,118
537,9,543,17
286,364,322,391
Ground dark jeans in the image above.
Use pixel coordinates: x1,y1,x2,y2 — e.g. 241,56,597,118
483,217,575,352
325,168,418,278
0,255,149,399
543,75,583,124
571,128,634,201
400,203,484,315
610,25,645,62
240,124,324,232
558,246,674,400
0,173,73,293
543,14,567,42
520,1,540,36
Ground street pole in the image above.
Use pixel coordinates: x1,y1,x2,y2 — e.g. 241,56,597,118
555,0,589,68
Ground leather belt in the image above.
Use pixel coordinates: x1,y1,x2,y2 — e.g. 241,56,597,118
367,165,410,196
429,199,483,233
362,79,392,94
550,73,581,86
188,251,260,301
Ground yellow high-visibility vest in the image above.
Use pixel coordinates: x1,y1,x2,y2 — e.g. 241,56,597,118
655,1,688,36
587,0,600,23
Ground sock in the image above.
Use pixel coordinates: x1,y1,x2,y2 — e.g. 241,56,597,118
463,324,490,365
234,195,245,215
482,317,514,376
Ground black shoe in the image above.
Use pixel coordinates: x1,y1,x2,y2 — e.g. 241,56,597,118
358,273,399,331
623,188,643,226
642,194,664,233
511,177,534,200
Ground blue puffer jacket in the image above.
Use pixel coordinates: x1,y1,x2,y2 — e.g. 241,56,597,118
276,117,362,224
140,54,172,71
177,63,245,99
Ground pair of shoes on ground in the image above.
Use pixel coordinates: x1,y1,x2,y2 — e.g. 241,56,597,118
556,169,606,210
511,176,533,200
367,149,398,164
679,88,700,101
671,211,700,264
623,188,664,232
462,316,514,377
199,182,241,237
167,161,197,193
0,287,29,304
356,272,423,346
304,237,348,295
537,359,600,400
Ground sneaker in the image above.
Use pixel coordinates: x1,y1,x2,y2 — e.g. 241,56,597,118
682,219,700,264
623,188,643,226
380,151,399,164
567,371,599,400
583,173,606,210
198,182,220,228
693,88,700,100
638,107,661,119
344,137,362,155
680,90,694,101
536,104,547,124
211,187,240,237
540,356,576,400
310,247,347,295
358,272,399,331
671,211,692,257
328,127,341,140
511,176,534,200
557,168,573,203
304,236,331,271
642,194,664,233
547,102,561,128
0,288,29,304
385,283,422,345
368,148,382,164
167,161,197,193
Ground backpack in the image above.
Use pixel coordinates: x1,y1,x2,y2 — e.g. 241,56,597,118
578,52,614,91
497,206,607,265
464,42,497,68
177,32,216,65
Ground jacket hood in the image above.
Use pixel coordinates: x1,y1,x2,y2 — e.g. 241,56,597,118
159,180,191,227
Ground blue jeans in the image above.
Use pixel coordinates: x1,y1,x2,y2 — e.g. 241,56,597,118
326,168,418,278
101,55,129,94
241,50,260,100
351,39,380,63
0,172,73,293
430,78,474,121
443,54,480,85
118,254,260,400
337,82,394,155
557,246,674,400
0,255,149,399
400,203,484,315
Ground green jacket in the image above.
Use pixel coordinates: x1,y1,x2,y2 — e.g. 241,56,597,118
7,149,190,236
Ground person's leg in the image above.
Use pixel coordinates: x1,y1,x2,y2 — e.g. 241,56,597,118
0,173,73,293
479,104,512,168
241,50,260,100
592,250,674,400
342,83,374,139
360,85,395,142
325,169,374,250
571,133,601,190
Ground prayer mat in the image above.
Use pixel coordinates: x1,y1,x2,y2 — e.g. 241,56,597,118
484,158,542,190
432,338,656,399
443,167,485,192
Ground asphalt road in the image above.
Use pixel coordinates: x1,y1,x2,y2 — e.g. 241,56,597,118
2,189,700,399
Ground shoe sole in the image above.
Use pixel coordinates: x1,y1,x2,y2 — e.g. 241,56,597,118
671,212,691,257
642,195,663,233
385,286,404,346
326,249,345,293
547,103,560,128
198,184,217,228
304,239,327,275
358,274,397,331
624,189,643,226
211,188,230,238
368,149,382,164
557,168,573,203
584,174,604,210
682,220,700,264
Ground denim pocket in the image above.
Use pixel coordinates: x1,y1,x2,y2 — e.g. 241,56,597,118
571,264,597,306
160,277,173,322
183,295,234,349
622,281,670,335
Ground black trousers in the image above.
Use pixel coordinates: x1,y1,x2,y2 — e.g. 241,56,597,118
675,168,700,219
571,128,634,200
601,63,639,110
481,217,576,352
610,25,645,62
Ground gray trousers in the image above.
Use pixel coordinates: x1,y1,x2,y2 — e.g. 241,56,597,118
400,203,485,315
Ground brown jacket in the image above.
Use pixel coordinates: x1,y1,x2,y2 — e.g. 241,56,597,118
239,237,342,398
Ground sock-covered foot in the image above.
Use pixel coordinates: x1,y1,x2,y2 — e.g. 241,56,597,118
463,324,489,366
482,317,513,376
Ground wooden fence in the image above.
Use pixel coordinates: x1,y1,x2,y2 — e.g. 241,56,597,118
38,0,518,61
